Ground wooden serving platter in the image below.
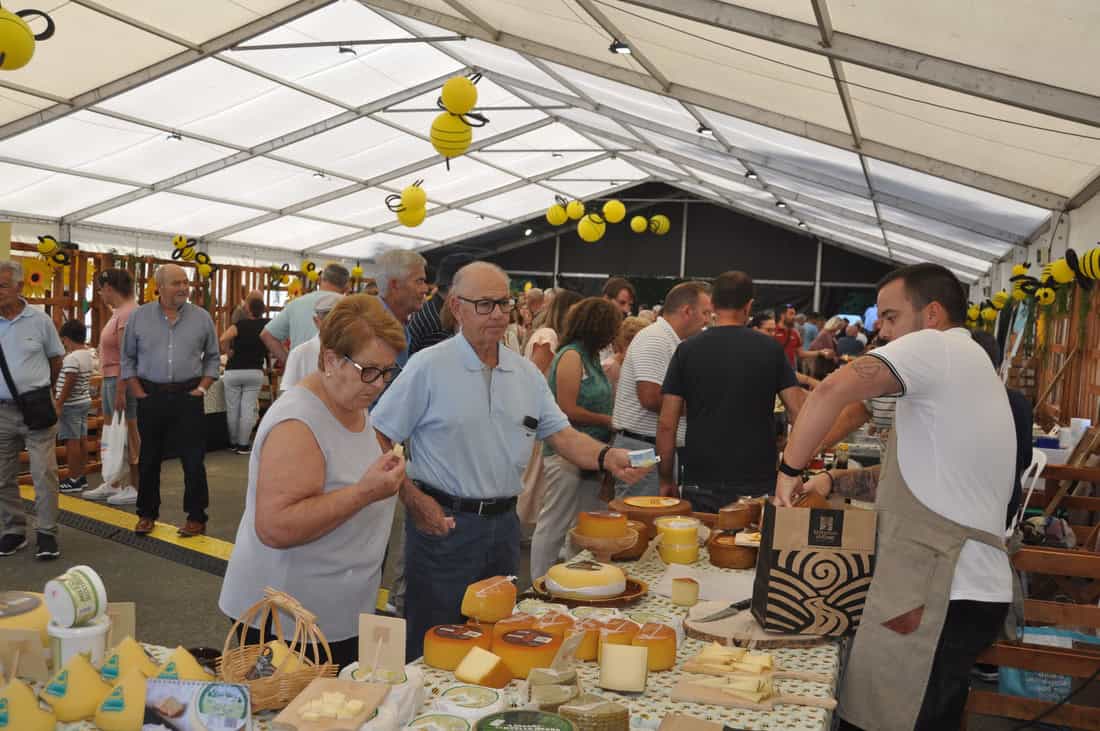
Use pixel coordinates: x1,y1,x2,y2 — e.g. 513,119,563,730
528,577,648,608
271,678,389,731
684,603,826,649
671,678,837,711
680,660,831,684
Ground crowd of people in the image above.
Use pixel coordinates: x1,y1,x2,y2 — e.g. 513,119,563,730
0,249,1030,729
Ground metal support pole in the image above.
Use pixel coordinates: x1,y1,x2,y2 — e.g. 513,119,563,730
553,235,561,287
679,201,689,279
813,239,823,311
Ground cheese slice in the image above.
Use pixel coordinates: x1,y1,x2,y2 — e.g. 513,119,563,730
423,625,492,671
454,647,513,689
0,679,55,731
265,639,304,674
461,577,517,623
99,636,160,683
156,646,214,682
597,644,648,693
39,652,111,722
526,667,577,687
631,623,676,671
93,667,146,731
670,578,699,607
530,683,577,712
494,629,561,679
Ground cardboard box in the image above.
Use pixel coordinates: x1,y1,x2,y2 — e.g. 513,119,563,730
751,500,876,636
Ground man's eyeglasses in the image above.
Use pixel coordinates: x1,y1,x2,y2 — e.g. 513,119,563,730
344,356,401,384
457,296,516,315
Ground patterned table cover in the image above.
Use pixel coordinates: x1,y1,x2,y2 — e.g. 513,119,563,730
54,547,839,731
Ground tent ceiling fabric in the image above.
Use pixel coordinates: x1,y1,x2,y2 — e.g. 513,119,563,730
2,1,1095,282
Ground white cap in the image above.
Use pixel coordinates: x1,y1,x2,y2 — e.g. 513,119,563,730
314,292,343,316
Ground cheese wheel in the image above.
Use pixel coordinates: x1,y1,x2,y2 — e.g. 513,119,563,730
39,652,111,722
408,712,472,731
424,625,492,671
575,511,627,539
453,648,514,689
490,614,536,647
598,644,648,693
533,611,575,641
0,679,55,731
99,636,160,683
93,667,146,731
598,618,639,658
0,591,50,648
461,577,517,623
569,618,605,662
544,561,625,600
156,646,214,682
631,623,676,671
494,629,561,679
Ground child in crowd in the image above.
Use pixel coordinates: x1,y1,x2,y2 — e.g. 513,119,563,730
55,319,94,494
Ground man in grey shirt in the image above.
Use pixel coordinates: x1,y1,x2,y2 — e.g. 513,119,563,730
122,264,219,537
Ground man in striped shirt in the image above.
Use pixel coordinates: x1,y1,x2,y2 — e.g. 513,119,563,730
407,253,474,357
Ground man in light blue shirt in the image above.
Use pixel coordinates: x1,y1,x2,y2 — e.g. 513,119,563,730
373,262,651,659
0,260,65,560
261,263,349,365
863,304,879,332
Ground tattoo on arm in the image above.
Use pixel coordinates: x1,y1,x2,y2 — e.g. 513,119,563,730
851,357,885,381
831,466,881,502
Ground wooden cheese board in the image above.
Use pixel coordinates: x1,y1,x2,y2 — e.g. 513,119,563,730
270,678,389,731
684,602,826,649
680,660,831,684
671,678,837,711
528,577,648,608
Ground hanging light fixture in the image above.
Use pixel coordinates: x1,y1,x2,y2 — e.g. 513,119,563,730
697,124,712,135
608,39,631,55
798,221,807,228
744,171,757,180
775,201,787,209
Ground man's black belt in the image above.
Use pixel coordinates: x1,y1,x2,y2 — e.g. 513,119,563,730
619,429,656,445
416,482,517,516
140,378,200,394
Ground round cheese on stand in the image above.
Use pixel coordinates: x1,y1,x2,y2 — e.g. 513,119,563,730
494,630,561,679
597,618,639,659
0,591,50,647
575,511,627,539
631,623,676,671
424,625,492,671
569,618,605,662
533,611,575,641
491,614,536,647
544,561,625,600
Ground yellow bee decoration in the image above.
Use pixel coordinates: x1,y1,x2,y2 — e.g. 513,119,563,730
1035,287,1056,306
546,203,568,226
351,264,364,280
36,235,72,269
287,277,304,299
387,180,428,228
268,263,290,285
966,303,980,322
649,215,671,235
194,251,214,280
301,260,319,283
991,290,1009,310
171,235,197,262
0,6,55,71
630,216,648,233
980,304,997,322
577,213,606,243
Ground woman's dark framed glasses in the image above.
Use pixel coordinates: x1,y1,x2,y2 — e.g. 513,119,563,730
457,296,516,315
344,356,401,384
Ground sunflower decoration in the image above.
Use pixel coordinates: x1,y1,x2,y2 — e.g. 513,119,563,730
287,277,304,299
21,257,53,297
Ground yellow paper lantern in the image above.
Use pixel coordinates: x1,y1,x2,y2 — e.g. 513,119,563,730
0,7,54,71
351,265,364,279
577,214,606,243
430,112,472,160
546,204,568,226
1036,287,1055,306
401,183,427,211
991,290,1009,310
602,199,626,224
566,200,586,220
397,206,427,227
966,304,980,321
649,214,671,235
440,76,478,116
1049,258,1076,284
630,216,648,233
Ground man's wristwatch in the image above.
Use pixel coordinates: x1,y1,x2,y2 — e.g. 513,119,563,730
778,460,803,477
597,445,611,472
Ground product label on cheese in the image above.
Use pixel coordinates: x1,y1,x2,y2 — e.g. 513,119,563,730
100,654,121,682
0,698,8,727
100,685,125,713
45,670,69,698
562,560,602,572
435,625,485,640
0,591,40,618
474,710,574,731
196,683,248,726
159,662,179,679
502,630,553,647
410,713,471,731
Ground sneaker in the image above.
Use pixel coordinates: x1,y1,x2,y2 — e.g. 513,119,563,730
0,534,27,556
58,477,84,494
106,486,138,505
34,533,59,560
81,483,119,501
235,444,251,455
971,663,999,683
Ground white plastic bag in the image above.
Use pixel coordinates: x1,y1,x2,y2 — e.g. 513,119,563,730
100,413,128,486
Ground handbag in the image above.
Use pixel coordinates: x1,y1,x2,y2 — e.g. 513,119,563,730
100,413,128,486
0,341,58,430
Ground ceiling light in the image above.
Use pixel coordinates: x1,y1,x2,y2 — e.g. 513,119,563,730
608,39,631,55
610,180,617,186
775,201,787,209
338,45,356,55
524,228,533,236
313,171,326,179
166,132,182,141
798,221,807,228
744,171,757,180
551,152,564,158
697,124,712,135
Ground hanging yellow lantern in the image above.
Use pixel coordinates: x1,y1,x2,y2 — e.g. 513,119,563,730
430,112,472,160
602,199,626,224
980,305,997,322
1036,287,1055,306
440,76,478,116
630,215,648,233
577,214,606,243
1049,258,1075,284
351,264,364,280
0,7,55,72
649,214,671,235
566,200,585,220
966,303,980,322
991,290,1009,310
401,182,427,211
546,204,568,226
397,206,427,227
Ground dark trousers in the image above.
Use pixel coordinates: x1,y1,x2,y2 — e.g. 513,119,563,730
681,479,775,514
839,600,1008,731
136,387,209,523
237,618,359,669
404,507,520,662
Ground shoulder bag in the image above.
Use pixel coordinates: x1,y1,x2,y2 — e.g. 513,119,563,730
0,341,58,430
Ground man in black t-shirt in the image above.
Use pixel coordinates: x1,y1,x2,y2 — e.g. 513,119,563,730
657,271,806,512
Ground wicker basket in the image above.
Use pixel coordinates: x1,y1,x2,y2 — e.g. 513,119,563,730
217,587,338,711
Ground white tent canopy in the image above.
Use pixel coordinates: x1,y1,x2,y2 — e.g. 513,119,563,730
2,0,1096,283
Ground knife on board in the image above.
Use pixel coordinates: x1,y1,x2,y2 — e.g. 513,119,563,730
694,597,753,623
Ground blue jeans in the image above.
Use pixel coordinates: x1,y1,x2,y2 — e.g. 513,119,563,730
404,506,520,661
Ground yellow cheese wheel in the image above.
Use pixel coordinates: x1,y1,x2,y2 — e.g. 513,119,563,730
424,625,492,671
39,652,111,722
631,623,677,671
575,511,627,539
0,591,50,647
570,618,605,662
454,646,514,689
494,629,561,679
597,618,639,660
461,577,517,623
544,561,626,600
156,646,214,682
490,614,536,647
0,679,55,731
100,636,160,683
533,611,575,641
93,667,146,731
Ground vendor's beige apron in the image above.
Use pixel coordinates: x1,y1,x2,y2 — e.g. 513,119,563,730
838,431,1022,731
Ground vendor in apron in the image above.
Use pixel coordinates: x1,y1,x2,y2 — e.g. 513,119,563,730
774,263,1018,731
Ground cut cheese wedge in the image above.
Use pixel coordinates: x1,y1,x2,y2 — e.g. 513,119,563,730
631,623,676,671
99,636,160,683
265,639,304,674
598,644,648,693
532,611,574,641
491,614,536,647
0,679,55,731
570,618,604,662
39,652,111,722
454,647,513,689
461,577,516,623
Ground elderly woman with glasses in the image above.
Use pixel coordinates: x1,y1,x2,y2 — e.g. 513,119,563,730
219,295,408,668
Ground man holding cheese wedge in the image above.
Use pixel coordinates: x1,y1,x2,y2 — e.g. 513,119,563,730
774,263,1019,731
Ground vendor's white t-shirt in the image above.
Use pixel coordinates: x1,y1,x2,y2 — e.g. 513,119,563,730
869,327,1015,603
280,335,320,392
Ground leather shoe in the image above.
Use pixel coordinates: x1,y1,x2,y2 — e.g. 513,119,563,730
134,517,155,535
178,520,206,537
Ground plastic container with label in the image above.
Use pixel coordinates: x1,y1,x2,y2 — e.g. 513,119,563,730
48,615,111,668
43,565,107,628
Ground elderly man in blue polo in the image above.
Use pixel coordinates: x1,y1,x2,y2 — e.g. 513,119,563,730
373,262,651,660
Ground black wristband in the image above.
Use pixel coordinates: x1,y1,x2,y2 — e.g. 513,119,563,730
597,445,612,472
778,460,803,477
824,470,835,492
